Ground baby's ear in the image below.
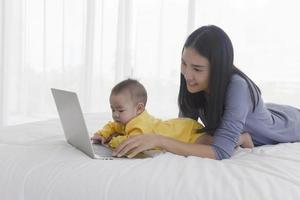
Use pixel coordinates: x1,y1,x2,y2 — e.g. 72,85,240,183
136,102,145,114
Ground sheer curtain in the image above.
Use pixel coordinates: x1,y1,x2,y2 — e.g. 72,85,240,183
1,0,300,127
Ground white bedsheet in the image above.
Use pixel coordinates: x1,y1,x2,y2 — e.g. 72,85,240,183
1,113,300,200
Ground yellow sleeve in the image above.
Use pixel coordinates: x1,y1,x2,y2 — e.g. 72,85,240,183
95,122,123,139
108,128,143,148
108,135,128,148
127,128,143,136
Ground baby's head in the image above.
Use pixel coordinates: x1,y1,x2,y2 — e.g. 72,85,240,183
109,79,147,125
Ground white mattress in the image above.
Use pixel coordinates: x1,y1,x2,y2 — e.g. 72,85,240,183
1,113,300,200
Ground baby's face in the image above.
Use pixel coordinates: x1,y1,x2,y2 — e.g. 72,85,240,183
109,93,138,125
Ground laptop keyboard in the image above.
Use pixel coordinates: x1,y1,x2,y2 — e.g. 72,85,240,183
92,144,113,157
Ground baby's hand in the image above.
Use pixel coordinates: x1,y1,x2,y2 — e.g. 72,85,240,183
106,132,123,143
91,134,107,145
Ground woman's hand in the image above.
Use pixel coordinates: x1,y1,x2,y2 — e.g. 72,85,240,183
112,134,161,158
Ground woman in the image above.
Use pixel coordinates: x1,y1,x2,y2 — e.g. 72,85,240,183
112,25,300,160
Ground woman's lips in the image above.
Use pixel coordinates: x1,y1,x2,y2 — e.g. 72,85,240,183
187,82,197,87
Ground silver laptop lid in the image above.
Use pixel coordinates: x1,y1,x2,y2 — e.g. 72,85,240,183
51,88,96,158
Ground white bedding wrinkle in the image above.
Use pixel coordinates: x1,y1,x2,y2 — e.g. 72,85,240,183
1,113,300,200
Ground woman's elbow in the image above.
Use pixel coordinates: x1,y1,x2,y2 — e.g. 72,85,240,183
211,145,232,160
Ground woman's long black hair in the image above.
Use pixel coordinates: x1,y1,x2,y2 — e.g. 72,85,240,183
178,25,261,134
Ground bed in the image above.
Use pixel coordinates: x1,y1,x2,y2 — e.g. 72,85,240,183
1,113,300,200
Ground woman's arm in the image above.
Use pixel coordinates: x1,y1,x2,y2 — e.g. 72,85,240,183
112,134,216,159
160,135,216,159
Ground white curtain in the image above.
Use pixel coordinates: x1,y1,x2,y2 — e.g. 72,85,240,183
1,0,300,127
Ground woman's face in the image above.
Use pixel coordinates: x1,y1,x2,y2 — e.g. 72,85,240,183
181,47,210,93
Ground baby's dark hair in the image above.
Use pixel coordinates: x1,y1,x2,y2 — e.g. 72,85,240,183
111,79,147,106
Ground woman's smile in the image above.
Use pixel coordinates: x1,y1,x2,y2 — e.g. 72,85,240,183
187,81,198,87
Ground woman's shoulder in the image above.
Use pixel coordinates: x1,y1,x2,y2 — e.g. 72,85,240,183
230,74,247,84
225,74,253,106
227,74,249,92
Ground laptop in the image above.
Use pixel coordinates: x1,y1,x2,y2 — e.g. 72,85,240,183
51,88,150,160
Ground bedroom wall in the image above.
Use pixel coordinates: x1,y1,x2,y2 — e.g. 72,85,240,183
0,0,3,126
0,0,300,127
0,0,5,126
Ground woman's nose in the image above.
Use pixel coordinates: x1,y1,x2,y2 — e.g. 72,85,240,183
183,67,193,80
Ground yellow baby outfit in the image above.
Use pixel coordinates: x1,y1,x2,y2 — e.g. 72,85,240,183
95,110,205,148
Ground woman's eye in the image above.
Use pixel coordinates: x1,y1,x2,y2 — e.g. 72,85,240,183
193,68,201,72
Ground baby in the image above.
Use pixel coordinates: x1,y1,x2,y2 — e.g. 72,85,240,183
91,79,254,150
